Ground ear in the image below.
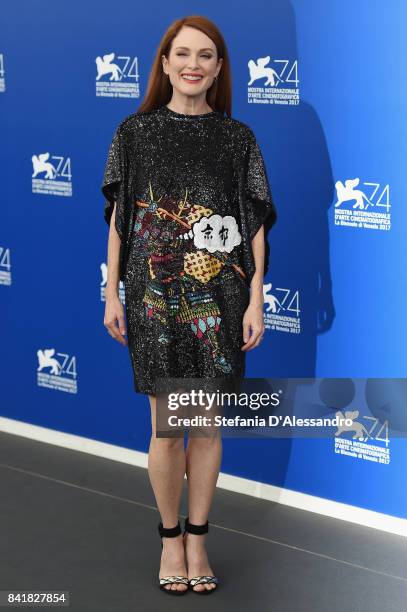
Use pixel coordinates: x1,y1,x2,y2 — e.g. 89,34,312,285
161,55,167,74
217,57,223,76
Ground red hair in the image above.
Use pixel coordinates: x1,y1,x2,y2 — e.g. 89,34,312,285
137,15,232,117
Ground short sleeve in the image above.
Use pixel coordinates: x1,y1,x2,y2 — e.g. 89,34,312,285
101,123,132,283
243,128,277,278
101,124,125,240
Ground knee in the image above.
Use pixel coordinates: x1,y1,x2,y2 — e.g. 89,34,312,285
188,429,221,444
151,434,184,451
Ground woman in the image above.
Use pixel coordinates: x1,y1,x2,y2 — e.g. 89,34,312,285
101,16,277,595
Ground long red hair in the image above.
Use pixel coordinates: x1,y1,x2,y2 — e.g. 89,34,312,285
137,15,232,117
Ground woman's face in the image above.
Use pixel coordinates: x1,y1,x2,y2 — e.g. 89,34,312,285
162,26,223,101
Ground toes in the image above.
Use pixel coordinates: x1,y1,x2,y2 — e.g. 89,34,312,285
192,582,217,591
191,580,217,591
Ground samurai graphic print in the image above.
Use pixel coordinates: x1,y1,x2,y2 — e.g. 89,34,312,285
101,104,277,395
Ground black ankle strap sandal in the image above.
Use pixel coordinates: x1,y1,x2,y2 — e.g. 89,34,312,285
158,520,189,596
183,516,219,594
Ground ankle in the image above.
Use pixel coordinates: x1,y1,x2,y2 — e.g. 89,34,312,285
184,532,207,546
162,534,182,544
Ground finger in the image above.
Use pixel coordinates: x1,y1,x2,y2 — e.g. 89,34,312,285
107,321,127,345
241,332,261,351
118,315,127,337
106,324,120,341
113,330,127,345
242,326,264,351
112,324,127,345
241,339,256,351
114,331,127,345
242,322,251,344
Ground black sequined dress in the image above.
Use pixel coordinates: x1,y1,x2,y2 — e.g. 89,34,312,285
101,105,277,395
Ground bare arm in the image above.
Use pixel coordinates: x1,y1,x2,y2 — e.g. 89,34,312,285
249,225,265,307
103,202,127,345
105,202,121,298
241,225,265,351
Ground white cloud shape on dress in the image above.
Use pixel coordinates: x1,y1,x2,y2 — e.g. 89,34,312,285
191,214,242,253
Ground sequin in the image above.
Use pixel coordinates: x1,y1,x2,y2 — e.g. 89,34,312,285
101,105,277,395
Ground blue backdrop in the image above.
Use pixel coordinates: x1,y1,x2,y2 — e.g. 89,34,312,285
1,0,406,521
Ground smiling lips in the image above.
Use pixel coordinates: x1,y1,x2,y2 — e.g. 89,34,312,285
181,73,203,83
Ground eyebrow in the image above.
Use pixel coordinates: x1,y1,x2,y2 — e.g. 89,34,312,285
174,46,214,52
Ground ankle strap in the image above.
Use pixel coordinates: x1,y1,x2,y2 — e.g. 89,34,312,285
158,520,181,538
184,516,209,535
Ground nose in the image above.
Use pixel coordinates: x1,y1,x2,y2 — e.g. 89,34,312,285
186,56,200,70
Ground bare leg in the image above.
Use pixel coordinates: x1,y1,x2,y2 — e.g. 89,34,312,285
147,393,188,592
185,423,222,592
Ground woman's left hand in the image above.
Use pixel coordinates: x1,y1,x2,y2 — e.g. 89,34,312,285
241,301,265,351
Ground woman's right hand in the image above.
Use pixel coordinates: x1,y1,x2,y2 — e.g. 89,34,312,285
104,293,127,346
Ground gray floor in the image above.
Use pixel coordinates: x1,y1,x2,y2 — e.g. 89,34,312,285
0,430,406,612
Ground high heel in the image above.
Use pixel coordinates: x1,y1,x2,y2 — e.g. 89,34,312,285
158,520,189,595
183,516,219,594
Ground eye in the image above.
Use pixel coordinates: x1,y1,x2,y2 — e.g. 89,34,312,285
176,53,212,59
